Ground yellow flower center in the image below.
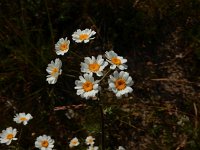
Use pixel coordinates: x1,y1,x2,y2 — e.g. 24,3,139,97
111,57,121,65
6,134,13,140
60,43,68,51
41,140,49,148
20,117,27,121
115,78,126,90
72,140,78,145
89,63,100,72
88,138,93,144
51,67,58,76
82,81,93,92
79,34,89,40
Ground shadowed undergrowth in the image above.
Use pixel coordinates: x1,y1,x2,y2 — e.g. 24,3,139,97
0,0,200,149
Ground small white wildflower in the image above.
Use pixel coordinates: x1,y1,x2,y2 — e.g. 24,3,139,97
85,136,95,146
55,37,70,55
72,29,96,43
69,137,80,148
75,73,100,99
117,146,126,150
105,50,127,70
177,115,189,126
35,134,54,150
0,127,17,145
46,58,62,84
87,145,99,150
81,55,108,76
13,112,33,125
65,109,77,119
108,71,133,98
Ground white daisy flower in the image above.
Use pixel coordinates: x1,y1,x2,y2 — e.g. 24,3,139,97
69,137,80,148
46,58,62,84
13,112,33,125
55,37,70,55
0,127,17,145
85,136,95,146
35,134,54,150
75,73,100,99
117,146,126,150
72,28,96,43
108,71,133,98
81,55,108,77
105,50,127,70
87,145,99,150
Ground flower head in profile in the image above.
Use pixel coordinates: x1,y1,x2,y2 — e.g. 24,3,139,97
72,29,96,43
108,71,133,98
13,112,33,125
0,127,17,145
85,136,95,146
46,58,62,84
55,37,70,55
117,146,126,150
75,73,100,99
87,145,99,150
81,55,108,77
35,134,54,150
105,50,127,70
69,137,80,148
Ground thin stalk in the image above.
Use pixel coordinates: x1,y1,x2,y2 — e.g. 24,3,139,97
99,100,105,150
44,0,54,46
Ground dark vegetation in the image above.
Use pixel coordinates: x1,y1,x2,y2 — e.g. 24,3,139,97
0,0,200,149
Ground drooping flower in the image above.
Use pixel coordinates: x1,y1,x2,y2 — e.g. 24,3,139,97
105,50,127,70
108,71,133,98
13,112,33,125
55,37,70,55
85,136,95,146
87,145,99,150
81,55,108,77
35,135,54,150
69,137,80,148
0,127,17,145
46,58,62,84
72,29,96,43
75,73,100,99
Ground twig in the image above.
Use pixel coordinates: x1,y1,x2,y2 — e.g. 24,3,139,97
54,104,87,111
151,78,194,84
193,102,198,136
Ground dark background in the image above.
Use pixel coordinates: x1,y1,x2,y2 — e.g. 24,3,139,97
0,0,200,149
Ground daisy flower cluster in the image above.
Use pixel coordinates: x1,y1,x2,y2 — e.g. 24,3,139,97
69,136,98,149
46,28,96,84
0,112,32,146
1,113,55,150
75,50,134,99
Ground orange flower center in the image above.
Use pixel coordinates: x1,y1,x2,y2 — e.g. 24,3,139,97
6,134,13,140
111,57,121,65
89,63,100,72
60,43,68,51
20,117,27,121
51,67,58,76
79,34,89,40
115,78,126,90
41,140,49,148
82,81,93,92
